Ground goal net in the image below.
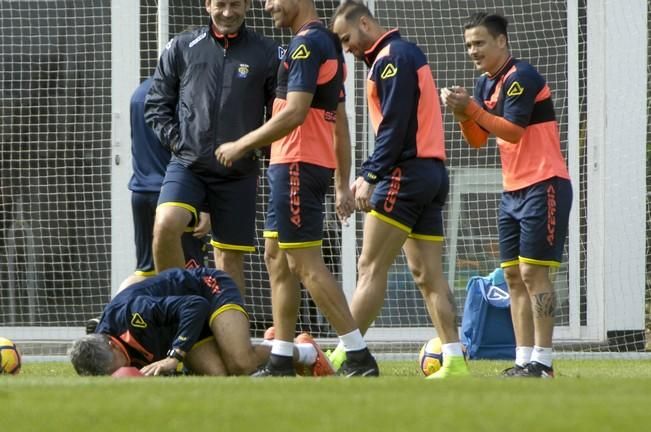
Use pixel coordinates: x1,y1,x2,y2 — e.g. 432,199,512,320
0,0,648,359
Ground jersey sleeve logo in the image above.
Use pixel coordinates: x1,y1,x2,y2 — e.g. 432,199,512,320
291,44,311,60
130,313,147,329
506,81,524,97
380,63,398,79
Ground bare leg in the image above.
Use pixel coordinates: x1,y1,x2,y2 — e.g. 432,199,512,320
210,309,260,375
264,237,301,343
153,205,193,272
350,214,407,333
520,263,555,347
213,248,246,296
284,246,356,336
403,238,459,344
184,339,228,376
503,265,535,347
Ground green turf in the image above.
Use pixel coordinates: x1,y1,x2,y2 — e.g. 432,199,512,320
2,360,651,431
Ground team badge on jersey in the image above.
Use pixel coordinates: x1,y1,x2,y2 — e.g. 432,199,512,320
278,46,287,60
507,81,524,96
130,313,147,329
291,44,311,60
237,63,250,79
380,63,398,79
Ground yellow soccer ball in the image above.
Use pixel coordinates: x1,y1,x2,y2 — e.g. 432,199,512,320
0,337,22,375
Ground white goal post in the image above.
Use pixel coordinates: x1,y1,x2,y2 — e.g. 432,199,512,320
0,0,647,357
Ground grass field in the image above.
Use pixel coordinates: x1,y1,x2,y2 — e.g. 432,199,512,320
2,360,651,431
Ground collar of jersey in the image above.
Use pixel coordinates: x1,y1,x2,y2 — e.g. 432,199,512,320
296,19,323,35
486,55,515,80
364,28,400,67
210,21,245,42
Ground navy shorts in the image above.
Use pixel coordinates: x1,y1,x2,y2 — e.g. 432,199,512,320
131,191,207,274
498,177,572,267
264,162,333,249
158,160,257,252
370,158,449,240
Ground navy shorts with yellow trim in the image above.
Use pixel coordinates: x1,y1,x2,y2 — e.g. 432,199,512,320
189,268,248,339
158,160,257,252
264,162,333,249
370,158,449,240
498,176,572,267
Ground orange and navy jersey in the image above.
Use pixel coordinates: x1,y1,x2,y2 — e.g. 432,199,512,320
473,57,570,191
95,268,242,368
361,29,445,184
270,20,344,169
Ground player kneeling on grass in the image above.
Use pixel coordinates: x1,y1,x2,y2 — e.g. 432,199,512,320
69,268,332,377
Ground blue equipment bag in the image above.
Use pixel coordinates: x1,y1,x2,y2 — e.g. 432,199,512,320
461,268,516,360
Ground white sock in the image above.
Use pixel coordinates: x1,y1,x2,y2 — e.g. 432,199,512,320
441,342,464,357
530,346,553,367
271,339,294,358
259,339,273,348
296,343,317,365
515,346,533,367
339,329,367,352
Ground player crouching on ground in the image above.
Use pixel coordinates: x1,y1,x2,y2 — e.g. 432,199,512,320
69,268,332,377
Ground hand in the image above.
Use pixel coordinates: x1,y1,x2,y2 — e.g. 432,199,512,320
352,176,375,212
335,184,355,226
193,212,211,238
440,86,471,121
140,357,179,376
215,141,245,167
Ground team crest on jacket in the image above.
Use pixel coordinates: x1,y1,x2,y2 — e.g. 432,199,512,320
237,64,250,78
291,44,311,60
380,63,398,79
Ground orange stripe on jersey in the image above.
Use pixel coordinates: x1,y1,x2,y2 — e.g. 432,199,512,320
535,84,552,102
269,98,337,168
367,79,381,135
119,330,154,363
415,65,445,160
317,59,338,85
498,121,570,191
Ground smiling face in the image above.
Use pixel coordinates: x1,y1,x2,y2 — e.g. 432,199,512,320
264,0,299,29
205,0,249,35
464,25,509,76
331,15,375,61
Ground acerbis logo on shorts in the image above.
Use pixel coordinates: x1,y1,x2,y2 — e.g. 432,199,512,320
383,167,402,213
289,163,301,227
546,184,556,246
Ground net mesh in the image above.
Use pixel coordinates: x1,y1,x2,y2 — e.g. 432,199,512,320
0,0,649,357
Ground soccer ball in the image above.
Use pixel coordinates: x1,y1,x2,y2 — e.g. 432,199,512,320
418,337,445,376
0,337,22,375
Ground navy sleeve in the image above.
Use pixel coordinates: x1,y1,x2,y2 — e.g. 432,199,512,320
130,295,210,353
501,67,544,127
145,37,181,152
361,54,416,183
286,35,322,94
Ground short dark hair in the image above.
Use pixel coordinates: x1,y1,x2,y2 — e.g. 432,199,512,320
330,0,374,29
464,13,509,39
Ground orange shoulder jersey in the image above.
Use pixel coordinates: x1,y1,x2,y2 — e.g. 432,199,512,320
361,29,445,184
269,20,344,168
472,57,570,191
